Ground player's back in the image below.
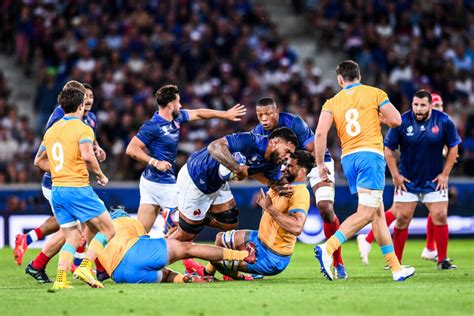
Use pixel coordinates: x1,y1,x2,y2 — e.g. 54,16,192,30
323,83,389,157
43,117,94,187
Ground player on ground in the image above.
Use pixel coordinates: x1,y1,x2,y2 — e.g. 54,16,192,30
168,127,298,241
313,60,415,281
356,92,448,264
97,207,255,284
251,97,347,279
22,82,106,283
35,87,115,289
184,150,312,280
357,90,460,270
126,85,246,233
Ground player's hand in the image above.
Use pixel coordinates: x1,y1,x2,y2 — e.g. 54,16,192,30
151,160,172,172
433,173,448,193
225,104,246,122
94,145,107,162
256,188,272,210
318,164,330,182
234,165,249,181
274,183,294,197
393,174,410,195
97,173,108,186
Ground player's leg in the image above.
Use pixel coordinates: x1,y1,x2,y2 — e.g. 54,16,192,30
206,183,239,231
51,224,82,290
137,176,164,232
26,230,65,283
391,201,417,263
137,204,161,233
422,213,438,261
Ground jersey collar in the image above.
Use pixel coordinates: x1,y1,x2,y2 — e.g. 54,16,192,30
290,181,307,186
63,116,79,121
343,83,361,90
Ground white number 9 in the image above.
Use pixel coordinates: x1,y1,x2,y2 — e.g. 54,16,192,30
52,142,64,172
345,109,361,137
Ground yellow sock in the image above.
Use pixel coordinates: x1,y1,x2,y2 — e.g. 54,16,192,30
223,249,249,261
79,258,93,270
205,263,217,276
55,269,67,283
384,253,402,272
325,236,342,256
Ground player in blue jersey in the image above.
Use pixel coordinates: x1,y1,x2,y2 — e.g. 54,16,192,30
251,97,347,279
360,90,460,270
168,127,298,241
125,85,246,233
19,81,106,282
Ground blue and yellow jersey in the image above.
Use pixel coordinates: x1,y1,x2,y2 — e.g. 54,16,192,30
98,217,146,276
258,183,310,256
322,83,389,158
41,116,95,187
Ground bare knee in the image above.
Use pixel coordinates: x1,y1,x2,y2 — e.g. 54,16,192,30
215,232,224,246
317,200,335,223
358,206,377,223
395,213,411,229
430,211,447,225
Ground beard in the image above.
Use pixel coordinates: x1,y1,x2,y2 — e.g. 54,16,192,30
285,173,296,183
172,109,179,119
414,112,429,121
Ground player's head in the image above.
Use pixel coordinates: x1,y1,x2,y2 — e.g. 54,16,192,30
155,84,181,119
431,93,443,112
412,89,432,122
83,83,94,112
109,205,130,220
268,127,298,165
63,80,85,92
336,60,361,88
57,88,85,115
283,150,315,183
256,97,279,131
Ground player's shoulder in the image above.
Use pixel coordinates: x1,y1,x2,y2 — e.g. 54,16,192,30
293,183,311,199
432,109,449,121
401,110,412,121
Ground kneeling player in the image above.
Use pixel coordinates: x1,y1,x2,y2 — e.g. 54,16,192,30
98,208,256,284
185,150,312,279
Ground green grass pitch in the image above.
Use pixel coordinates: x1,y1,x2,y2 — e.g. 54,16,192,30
0,240,473,316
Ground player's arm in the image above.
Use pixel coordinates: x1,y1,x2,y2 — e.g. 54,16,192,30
385,146,409,193
256,189,306,236
93,140,106,162
79,140,108,186
433,144,458,192
186,103,246,122
33,144,50,172
314,111,333,181
125,136,171,171
379,103,402,128
208,137,248,180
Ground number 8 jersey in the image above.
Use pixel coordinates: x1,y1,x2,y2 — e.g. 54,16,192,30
41,116,95,187
322,83,390,158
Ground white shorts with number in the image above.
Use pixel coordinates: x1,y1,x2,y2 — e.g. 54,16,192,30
139,176,178,209
176,163,234,221
393,190,448,203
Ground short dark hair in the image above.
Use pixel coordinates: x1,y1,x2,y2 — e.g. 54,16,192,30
82,82,93,91
292,150,315,174
336,60,360,82
155,85,179,107
269,127,298,147
57,88,85,113
256,97,276,107
414,89,432,103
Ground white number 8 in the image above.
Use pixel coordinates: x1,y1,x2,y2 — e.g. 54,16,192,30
52,142,64,172
345,109,361,137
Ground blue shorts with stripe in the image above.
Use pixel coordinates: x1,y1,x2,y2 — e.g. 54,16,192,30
245,230,291,276
341,151,386,194
113,236,168,283
52,186,107,226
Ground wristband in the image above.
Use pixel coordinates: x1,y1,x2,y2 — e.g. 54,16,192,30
149,158,156,167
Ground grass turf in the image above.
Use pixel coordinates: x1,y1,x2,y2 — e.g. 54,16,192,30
0,240,473,316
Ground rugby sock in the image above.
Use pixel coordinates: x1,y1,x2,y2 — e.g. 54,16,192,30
325,230,346,255
32,251,51,270
366,211,396,244
323,216,344,266
393,227,408,263
434,224,448,263
79,258,93,270
223,249,249,261
73,243,86,267
26,228,44,245
95,258,105,273
88,232,109,256
204,263,217,276
57,243,75,279
380,244,401,272
425,214,436,251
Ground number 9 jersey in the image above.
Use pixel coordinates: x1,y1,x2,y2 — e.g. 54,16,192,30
41,117,95,187
322,83,389,158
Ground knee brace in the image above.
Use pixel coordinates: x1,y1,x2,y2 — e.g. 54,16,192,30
315,186,335,203
178,217,204,234
359,190,383,208
212,207,239,225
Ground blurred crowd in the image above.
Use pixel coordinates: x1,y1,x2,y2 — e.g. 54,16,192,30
0,0,472,187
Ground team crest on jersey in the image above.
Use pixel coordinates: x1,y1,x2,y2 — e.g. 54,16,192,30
406,125,414,136
193,209,201,216
432,125,440,135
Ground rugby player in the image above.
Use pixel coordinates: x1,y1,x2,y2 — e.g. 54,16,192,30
251,97,347,279
313,60,415,281
125,85,246,233
184,150,313,280
36,86,115,289
357,90,460,270
168,127,298,241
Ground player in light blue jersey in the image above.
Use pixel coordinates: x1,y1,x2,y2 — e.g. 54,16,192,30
168,128,297,241
125,85,246,233
251,97,347,279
